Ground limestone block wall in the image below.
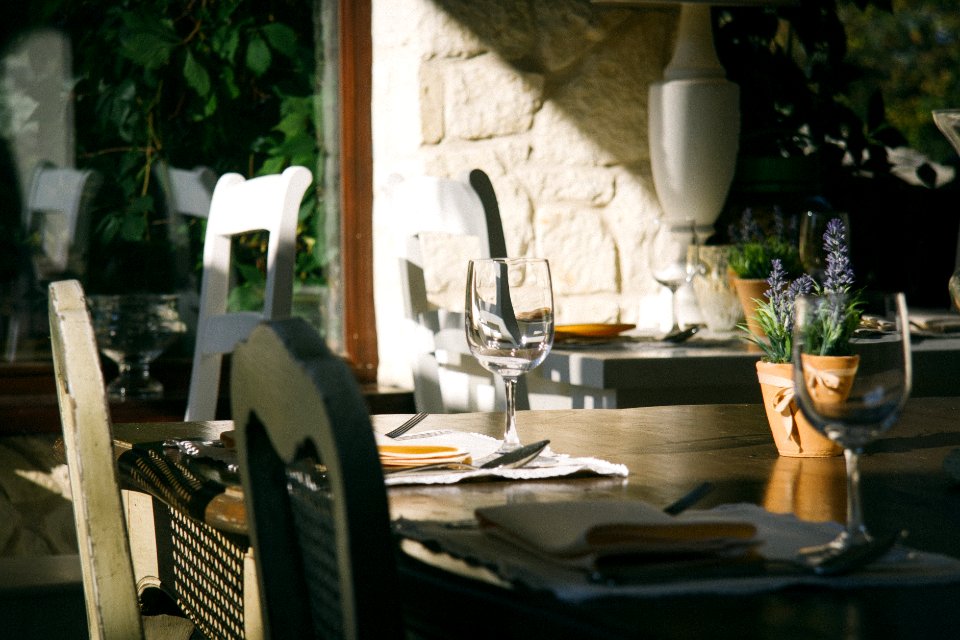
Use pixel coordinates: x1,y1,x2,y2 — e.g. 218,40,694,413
372,0,683,388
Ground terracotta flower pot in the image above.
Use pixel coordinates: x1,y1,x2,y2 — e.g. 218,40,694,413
733,277,769,339
755,358,857,457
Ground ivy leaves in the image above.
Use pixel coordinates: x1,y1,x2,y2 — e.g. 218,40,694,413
61,0,323,295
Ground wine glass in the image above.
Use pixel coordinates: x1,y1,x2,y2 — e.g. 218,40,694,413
465,258,554,452
88,293,187,400
933,109,960,310
791,292,912,559
649,218,698,336
799,210,851,281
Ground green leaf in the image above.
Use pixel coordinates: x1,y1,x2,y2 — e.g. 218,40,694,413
261,23,298,58
246,35,271,77
184,51,212,98
119,19,179,69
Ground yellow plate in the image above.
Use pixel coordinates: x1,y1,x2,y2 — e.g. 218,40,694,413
378,445,461,458
554,323,635,340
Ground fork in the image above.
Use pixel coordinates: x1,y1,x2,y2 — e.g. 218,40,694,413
384,412,429,439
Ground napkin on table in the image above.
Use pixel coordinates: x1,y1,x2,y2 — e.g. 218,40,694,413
476,500,757,569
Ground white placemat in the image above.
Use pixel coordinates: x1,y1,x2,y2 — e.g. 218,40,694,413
377,432,628,486
395,503,960,601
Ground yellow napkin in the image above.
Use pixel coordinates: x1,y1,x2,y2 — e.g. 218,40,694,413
378,444,471,469
476,500,757,569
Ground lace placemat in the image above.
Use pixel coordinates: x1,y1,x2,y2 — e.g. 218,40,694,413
395,503,960,601
377,431,628,486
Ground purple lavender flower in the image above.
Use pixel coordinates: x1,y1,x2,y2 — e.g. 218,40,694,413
730,208,763,244
822,218,855,293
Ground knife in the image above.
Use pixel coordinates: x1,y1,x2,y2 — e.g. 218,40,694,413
480,440,550,469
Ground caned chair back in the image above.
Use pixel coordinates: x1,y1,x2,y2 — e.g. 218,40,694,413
232,318,403,639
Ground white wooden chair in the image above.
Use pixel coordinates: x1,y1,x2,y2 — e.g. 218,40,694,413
378,169,527,413
48,279,194,640
185,166,312,421
232,318,403,639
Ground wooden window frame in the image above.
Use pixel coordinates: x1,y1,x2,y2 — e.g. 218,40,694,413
339,0,377,384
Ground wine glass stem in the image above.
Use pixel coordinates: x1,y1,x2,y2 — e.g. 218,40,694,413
502,375,521,450
844,448,870,545
669,287,681,332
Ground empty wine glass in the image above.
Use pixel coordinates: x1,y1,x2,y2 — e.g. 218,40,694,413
466,258,554,452
649,218,698,335
88,293,187,400
933,109,960,310
800,210,851,281
792,292,912,560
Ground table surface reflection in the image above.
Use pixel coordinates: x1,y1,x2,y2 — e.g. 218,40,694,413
114,397,960,639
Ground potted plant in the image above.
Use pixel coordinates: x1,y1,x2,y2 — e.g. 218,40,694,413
746,218,861,457
727,208,803,338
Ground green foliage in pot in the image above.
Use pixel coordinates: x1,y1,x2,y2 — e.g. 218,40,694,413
727,208,803,280
58,0,325,301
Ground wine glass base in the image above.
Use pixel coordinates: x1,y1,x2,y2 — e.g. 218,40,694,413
107,376,164,401
796,529,871,566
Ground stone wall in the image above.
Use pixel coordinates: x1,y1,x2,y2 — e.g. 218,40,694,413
372,0,682,387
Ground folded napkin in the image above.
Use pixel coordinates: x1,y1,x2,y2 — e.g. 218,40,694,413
378,444,471,469
376,432,628,486
476,500,757,569
913,314,960,334
395,503,960,601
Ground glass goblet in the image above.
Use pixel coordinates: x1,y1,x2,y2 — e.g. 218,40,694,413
649,218,698,336
792,292,912,559
799,210,851,282
465,258,554,453
88,293,187,401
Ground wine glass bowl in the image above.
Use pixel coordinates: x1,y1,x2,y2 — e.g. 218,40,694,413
466,258,554,452
791,292,911,557
649,218,698,335
799,210,850,281
88,293,187,400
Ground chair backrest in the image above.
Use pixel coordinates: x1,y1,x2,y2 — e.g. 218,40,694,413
380,168,525,413
48,279,145,640
24,164,101,279
185,166,312,421
155,163,218,221
153,163,218,335
232,318,403,640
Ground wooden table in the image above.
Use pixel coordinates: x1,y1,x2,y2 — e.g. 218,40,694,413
532,335,960,408
115,397,960,639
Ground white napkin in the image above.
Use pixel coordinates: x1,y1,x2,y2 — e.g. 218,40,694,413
476,500,757,569
377,432,628,486
395,503,960,601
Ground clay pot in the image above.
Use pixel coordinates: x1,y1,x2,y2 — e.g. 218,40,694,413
733,277,769,339
755,358,858,457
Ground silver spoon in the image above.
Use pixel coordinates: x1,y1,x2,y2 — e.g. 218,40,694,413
661,325,700,343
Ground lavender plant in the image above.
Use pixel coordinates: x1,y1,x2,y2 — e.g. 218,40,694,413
801,218,864,356
744,217,862,362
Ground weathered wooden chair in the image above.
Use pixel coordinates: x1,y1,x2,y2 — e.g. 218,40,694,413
379,169,528,413
48,279,195,640
231,318,403,639
185,166,312,421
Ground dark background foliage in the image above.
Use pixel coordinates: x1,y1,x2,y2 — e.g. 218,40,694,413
2,0,325,301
